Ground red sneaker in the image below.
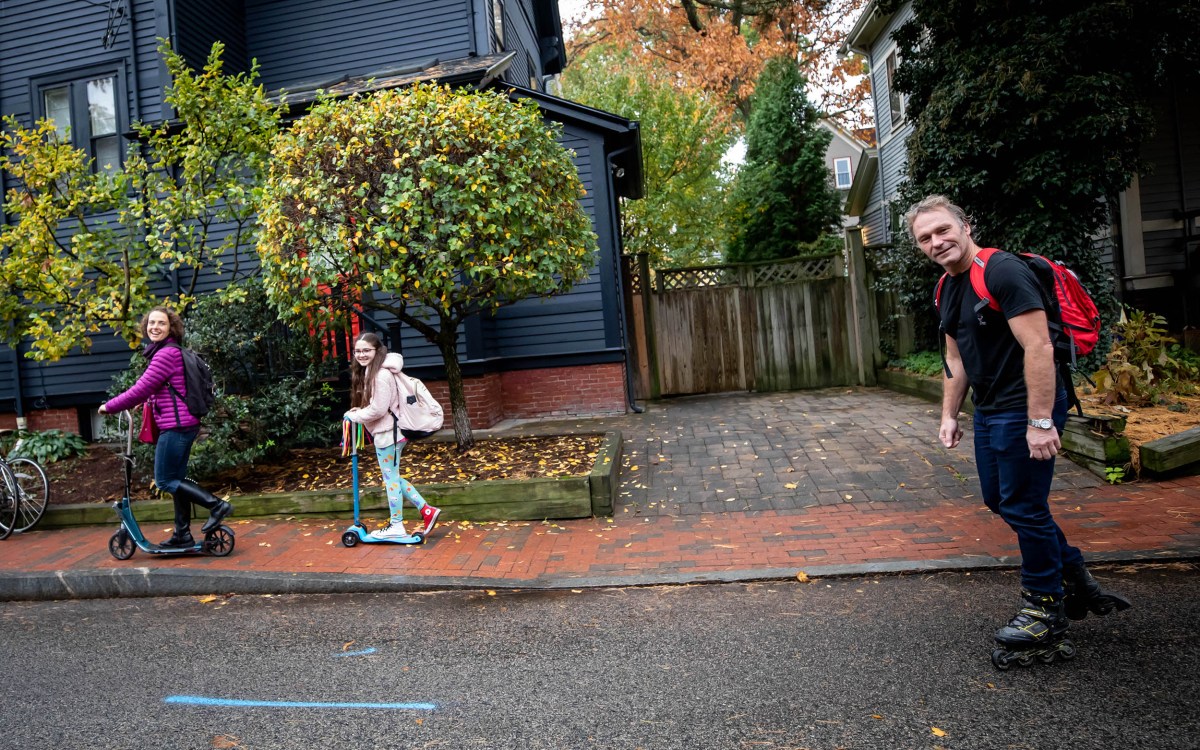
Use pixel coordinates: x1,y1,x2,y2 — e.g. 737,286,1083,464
419,504,441,537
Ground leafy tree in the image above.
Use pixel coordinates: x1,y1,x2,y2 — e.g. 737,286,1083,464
0,41,283,360
560,44,735,266
568,0,869,126
877,0,1200,352
726,57,842,263
257,83,598,450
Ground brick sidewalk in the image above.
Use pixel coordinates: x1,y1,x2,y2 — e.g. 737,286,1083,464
1,388,1197,600
1,473,1196,598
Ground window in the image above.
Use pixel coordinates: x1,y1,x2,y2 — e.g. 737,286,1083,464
492,0,505,50
833,157,853,189
36,71,122,174
884,50,906,127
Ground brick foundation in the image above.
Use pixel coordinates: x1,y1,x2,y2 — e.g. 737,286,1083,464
422,362,628,428
0,408,80,434
0,364,628,434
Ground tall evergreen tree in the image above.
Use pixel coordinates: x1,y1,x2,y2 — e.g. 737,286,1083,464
726,57,842,263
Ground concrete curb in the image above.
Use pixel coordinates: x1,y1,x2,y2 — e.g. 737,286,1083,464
3,548,1195,602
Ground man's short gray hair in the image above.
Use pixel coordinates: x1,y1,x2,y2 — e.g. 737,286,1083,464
903,195,970,240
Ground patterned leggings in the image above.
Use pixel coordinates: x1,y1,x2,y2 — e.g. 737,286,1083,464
375,439,427,523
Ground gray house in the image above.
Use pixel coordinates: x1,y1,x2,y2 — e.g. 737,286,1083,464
0,0,643,435
843,0,1200,348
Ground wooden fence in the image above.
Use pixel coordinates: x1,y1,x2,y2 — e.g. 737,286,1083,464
623,248,880,398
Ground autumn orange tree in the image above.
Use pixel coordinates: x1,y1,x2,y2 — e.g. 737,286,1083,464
567,0,870,126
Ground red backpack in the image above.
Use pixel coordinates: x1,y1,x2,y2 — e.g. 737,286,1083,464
934,247,1102,413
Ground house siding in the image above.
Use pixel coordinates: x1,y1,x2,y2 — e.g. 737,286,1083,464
174,0,248,76
499,0,539,87
853,4,914,247
1,0,637,419
242,0,473,90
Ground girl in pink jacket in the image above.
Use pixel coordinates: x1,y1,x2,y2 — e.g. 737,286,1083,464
344,332,440,540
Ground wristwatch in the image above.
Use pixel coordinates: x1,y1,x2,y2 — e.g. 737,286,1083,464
1027,418,1054,430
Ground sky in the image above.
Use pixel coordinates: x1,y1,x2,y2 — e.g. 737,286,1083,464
557,0,592,33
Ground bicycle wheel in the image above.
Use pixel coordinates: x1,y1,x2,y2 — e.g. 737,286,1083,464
0,461,18,540
8,457,49,533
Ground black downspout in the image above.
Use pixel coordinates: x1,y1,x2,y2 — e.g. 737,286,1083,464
606,144,643,414
126,0,142,123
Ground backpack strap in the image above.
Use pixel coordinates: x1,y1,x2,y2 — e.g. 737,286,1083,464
967,247,1001,313
162,342,185,425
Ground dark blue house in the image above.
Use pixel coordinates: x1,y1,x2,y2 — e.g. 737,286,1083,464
0,0,643,436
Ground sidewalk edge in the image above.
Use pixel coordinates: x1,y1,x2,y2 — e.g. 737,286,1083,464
2,548,1195,602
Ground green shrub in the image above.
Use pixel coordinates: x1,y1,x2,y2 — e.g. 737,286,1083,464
0,429,87,464
1092,307,1200,404
888,350,944,378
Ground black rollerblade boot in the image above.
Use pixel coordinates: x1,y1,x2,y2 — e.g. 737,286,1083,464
1062,563,1132,620
991,590,1076,670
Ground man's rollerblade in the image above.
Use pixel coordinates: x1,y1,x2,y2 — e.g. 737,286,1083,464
991,590,1076,670
1062,563,1132,620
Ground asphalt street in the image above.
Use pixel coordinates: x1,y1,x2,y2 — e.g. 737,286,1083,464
1,563,1196,750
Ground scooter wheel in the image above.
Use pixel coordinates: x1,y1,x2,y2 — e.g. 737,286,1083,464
342,531,359,547
204,526,236,557
109,529,135,560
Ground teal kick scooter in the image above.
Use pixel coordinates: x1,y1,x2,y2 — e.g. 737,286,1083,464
340,420,424,547
108,410,236,560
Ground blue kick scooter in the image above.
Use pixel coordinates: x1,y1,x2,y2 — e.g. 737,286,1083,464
340,420,424,547
108,410,236,560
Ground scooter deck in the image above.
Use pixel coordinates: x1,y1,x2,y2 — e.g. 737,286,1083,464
341,524,425,547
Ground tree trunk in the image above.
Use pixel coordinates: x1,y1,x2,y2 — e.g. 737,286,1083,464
435,321,474,451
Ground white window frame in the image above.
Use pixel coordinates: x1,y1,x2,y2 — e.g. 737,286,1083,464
833,157,853,189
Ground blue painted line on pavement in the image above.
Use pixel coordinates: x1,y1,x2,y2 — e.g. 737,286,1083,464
334,647,378,657
165,695,436,711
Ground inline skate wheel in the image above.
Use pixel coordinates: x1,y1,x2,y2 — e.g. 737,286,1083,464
1038,651,1057,664
1016,653,1035,667
991,649,1013,671
342,531,359,547
1058,641,1078,661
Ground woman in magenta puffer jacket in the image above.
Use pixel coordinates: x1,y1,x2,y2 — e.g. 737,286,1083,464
99,306,232,548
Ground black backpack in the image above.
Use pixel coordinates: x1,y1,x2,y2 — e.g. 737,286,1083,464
165,343,217,418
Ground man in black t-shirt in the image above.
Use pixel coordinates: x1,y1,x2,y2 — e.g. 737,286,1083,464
905,195,1129,664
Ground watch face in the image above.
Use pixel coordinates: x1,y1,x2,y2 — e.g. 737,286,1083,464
1029,418,1052,429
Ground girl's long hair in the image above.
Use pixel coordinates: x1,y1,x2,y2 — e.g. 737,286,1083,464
349,332,387,408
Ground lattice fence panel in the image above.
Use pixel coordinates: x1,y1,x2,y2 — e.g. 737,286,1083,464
657,265,739,291
751,256,836,286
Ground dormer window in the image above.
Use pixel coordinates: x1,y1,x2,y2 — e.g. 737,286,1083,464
885,50,906,128
492,0,505,50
